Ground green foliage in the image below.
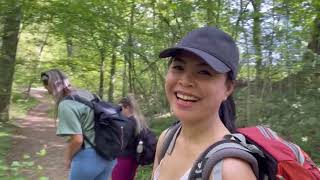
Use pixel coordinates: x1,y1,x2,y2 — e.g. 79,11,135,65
0,123,13,179
237,95,320,164
36,148,47,157
5,148,48,180
0,124,47,180
150,115,175,136
9,90,39,120
236,52,320,164
135,165,153,180
1,0,319,177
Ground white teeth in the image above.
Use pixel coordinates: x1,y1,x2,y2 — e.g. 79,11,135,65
176,93,197,101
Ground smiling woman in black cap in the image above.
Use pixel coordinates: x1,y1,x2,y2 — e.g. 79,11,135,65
152,27,257,180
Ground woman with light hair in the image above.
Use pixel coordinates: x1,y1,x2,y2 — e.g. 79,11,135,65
40,69,116,180
112,94,148,180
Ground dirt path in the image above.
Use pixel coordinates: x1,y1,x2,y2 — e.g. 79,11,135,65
6,88,68,180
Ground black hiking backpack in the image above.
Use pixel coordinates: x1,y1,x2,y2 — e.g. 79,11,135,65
135,128,157,166
64,94,135,160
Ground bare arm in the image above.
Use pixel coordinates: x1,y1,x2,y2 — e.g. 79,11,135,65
64,134,83,169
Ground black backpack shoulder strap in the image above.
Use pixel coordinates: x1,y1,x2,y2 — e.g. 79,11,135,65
188,134,261,180
63,94,96,148
63,94,94,109
158,121,181,162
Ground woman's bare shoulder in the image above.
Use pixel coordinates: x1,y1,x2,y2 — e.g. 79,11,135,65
221,158,257,180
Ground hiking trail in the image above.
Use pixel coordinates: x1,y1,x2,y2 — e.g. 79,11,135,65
6,88,68,180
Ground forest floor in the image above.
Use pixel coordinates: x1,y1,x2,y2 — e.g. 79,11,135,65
6,88,68,180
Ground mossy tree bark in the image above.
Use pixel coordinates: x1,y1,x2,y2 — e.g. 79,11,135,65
0,0,21,122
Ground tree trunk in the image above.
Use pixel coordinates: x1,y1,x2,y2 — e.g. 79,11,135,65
122,54,128,97
251,0,263,90
0,1,21,122
215,0,222,27
26,31,49,98
66,38,73,57
127,2,135,93
241,19,251,125
206,0,221,27
98,48,105,98
233,0,250,39
108,43,117,102
128,45,133,93
64,18,75,70
66,36,74,69
307,15,320,55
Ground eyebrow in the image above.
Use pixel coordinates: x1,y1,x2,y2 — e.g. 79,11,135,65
173,57,210,67
172,57,185,64
197,62,210,67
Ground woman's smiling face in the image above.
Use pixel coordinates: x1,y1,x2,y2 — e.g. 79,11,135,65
165,51,234,123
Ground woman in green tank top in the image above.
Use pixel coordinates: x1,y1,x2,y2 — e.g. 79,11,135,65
41,69,116,180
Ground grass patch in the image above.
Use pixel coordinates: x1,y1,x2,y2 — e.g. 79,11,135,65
0,123,14,179
135,165,153,180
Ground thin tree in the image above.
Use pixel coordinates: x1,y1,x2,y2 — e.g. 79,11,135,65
108,41,118,102
251,0,263,90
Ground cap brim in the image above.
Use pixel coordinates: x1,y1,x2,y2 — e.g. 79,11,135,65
159,47,230,73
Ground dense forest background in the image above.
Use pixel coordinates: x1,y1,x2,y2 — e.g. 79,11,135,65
0,0,319,167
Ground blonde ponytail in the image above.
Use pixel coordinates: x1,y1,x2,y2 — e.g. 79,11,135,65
120,94,148,135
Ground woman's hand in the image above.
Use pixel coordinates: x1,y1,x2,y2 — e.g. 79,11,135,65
64,158,71,169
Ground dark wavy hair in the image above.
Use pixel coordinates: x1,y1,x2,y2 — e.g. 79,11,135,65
219,94,236,133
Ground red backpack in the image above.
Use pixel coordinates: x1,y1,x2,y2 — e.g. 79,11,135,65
159,123,320,180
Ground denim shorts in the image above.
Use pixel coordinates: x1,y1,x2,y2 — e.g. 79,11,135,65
69,148,116,180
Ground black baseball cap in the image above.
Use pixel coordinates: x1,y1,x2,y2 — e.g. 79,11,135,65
159,26,239,80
